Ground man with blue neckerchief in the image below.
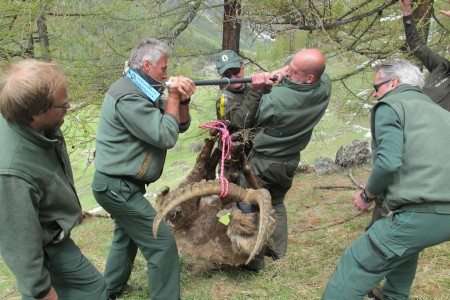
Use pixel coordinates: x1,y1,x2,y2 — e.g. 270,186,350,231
92,38,195,300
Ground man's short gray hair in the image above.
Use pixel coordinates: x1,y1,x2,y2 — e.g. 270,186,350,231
376,59,425,89
128,39,171,69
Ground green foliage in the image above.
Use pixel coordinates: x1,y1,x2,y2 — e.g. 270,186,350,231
250,31,309,72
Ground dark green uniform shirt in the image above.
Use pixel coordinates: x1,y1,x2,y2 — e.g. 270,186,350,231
216,84,260,133
250,74,332,161
95,69,190,183
0,117,81,298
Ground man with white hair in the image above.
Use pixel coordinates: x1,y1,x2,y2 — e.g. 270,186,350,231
365,0,450,239
322,59,450,299
92,38,195,300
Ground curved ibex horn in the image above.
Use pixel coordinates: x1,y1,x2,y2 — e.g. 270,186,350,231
153,180,272,264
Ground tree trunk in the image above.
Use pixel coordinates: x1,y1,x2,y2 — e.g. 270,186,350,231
26,33,35,58
37,13,51,61
222,0,242,54
412,0,434,43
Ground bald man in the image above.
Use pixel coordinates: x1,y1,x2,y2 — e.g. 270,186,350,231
240,49,332,271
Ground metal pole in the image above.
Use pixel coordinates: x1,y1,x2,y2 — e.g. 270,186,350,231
192,77,251,86
165,75,278,87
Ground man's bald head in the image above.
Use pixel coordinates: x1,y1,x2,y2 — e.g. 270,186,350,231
295,49,326,80
287,49,326,84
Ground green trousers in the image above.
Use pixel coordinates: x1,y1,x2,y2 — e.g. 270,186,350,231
22,238,107,299
247,151,299,258
92,171,180,300
322,211,450,300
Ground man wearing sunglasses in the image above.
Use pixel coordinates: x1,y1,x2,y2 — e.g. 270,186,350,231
323,59,450,299
364,0,450,261
215,50,260,134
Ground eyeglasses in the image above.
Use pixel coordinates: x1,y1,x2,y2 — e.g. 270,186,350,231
52,102,70,110
373,79,391,92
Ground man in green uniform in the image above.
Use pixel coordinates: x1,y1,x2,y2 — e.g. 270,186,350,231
0,59,107,300
366,0,450,235
243,48,332,270
364,4,450,297
92,39,195,300
215,50,260,133
322,59,450,300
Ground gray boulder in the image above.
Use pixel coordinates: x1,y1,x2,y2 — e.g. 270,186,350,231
335,139,372,168
313,157,341,174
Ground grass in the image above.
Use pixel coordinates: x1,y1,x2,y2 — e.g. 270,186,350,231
2,165,449,299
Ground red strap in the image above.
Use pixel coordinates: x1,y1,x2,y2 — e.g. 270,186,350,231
199,121,231,197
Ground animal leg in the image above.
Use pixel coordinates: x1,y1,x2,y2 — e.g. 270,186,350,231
178,136,217,188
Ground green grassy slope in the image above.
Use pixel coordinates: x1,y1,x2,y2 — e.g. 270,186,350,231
2,168,449,299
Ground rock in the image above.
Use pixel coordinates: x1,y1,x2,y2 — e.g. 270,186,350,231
313,157,341,174
295,164,315,174
335,139,372,168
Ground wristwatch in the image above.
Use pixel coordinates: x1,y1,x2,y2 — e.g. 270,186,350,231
360,189,376,203
180,98,191,105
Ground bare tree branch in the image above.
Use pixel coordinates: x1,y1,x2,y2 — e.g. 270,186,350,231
349,169,365,189
164,0,203,44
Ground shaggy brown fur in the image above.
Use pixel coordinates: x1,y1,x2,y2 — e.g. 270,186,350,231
154,130,275,265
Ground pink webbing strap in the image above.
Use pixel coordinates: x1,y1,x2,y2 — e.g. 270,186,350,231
199,120,231,197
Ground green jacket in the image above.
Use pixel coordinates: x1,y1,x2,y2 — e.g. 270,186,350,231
95,69,190,183
250,74,332,160
216,84,260,133
404,14,450,111
368,85,450,213
0,116,81,298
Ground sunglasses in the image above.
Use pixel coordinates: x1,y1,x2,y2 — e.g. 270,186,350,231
373,79,391,92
